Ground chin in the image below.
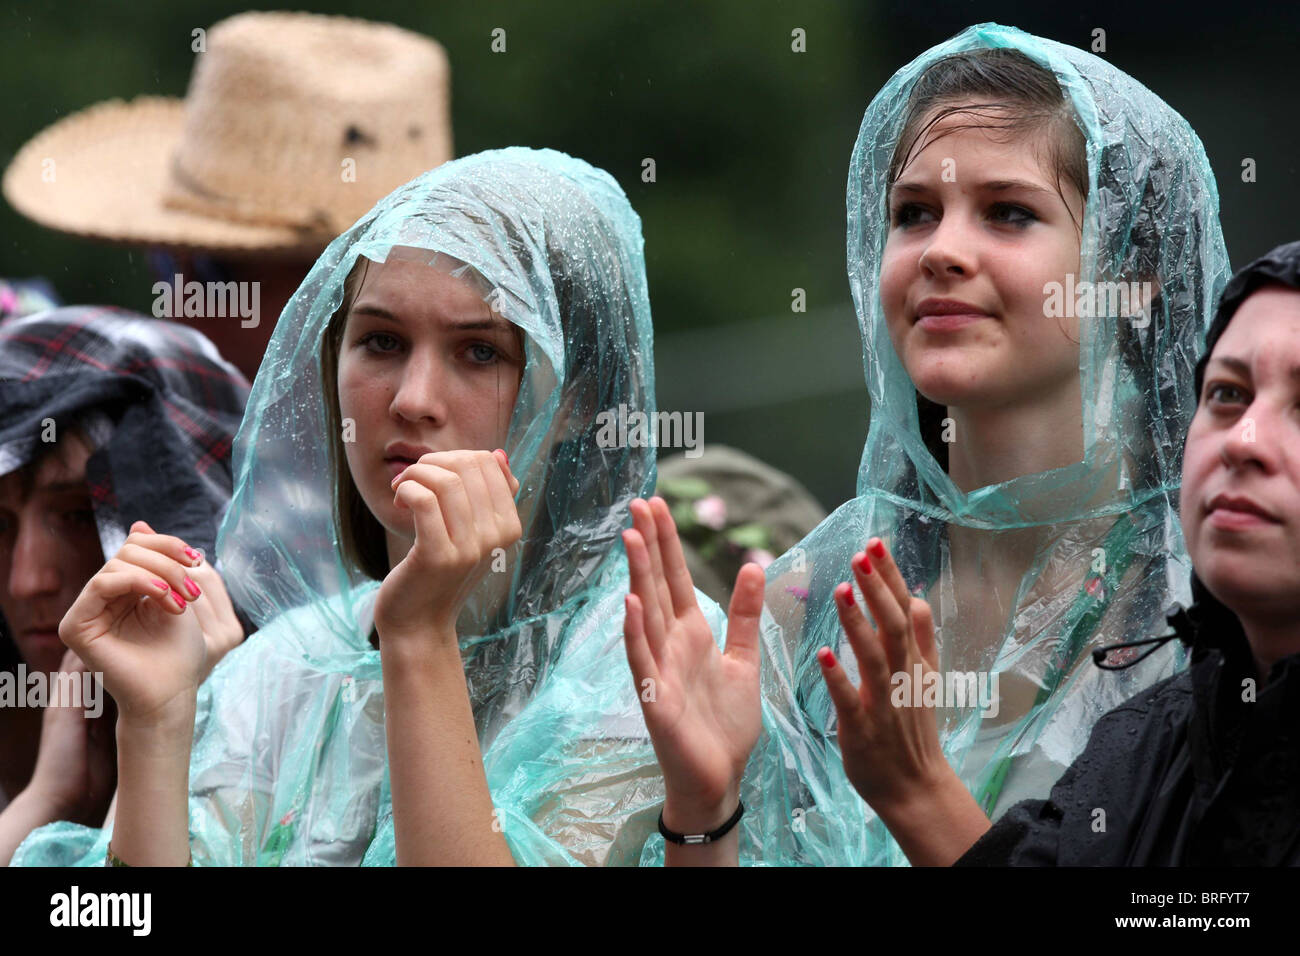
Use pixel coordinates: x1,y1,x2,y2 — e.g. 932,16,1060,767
1194,548,1292,619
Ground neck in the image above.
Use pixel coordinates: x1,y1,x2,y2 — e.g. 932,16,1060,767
1237,613,1300,683
946,377,1084,493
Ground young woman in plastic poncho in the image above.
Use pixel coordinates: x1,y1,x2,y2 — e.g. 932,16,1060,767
13,148,714,866
623,24,1230,865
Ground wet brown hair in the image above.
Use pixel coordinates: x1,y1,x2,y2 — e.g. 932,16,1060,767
889,48,1089,470
320,258,390,581
888,47,1088,229
319,257,525,582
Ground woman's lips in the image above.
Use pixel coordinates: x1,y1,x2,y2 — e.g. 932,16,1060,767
386,457,417,480
915,313,991,333
1207,506,1279,531
21,628,62,645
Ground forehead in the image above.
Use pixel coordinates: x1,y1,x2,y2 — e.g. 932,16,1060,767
1213,284,1300,358
351,254,493,318
896,101,1065,187
0,433,93,503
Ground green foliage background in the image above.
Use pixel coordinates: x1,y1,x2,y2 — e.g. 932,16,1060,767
3,1,1297,509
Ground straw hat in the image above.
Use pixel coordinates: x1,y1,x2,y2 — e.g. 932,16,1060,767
2,11,452,258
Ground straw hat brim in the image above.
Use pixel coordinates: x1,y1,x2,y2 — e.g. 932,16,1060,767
3,97,327,259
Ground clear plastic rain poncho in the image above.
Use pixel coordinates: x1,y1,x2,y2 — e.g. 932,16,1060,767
13,147,692,867
737,24,1231,866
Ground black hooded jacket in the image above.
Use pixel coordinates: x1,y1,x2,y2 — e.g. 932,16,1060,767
957,625,1300,865
958,240,1300,867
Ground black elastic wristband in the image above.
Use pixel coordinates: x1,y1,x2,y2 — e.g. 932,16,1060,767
657,800,744,845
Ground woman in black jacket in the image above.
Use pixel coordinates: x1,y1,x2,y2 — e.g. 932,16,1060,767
815,240,1300,866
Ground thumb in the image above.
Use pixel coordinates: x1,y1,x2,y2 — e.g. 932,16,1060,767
910,598,938,671
723,562,765,666
493,449,520,495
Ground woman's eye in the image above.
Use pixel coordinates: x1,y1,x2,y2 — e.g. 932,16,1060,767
358,331,402,354
989,203,1036,226
891,202,933,227
1205,382,1248,406
466,343,501,365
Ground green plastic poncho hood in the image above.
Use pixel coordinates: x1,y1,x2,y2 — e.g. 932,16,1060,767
743,24,1231,866
14,147,682,867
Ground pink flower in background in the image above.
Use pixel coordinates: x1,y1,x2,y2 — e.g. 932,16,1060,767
744,548,775,569
692,494,727,530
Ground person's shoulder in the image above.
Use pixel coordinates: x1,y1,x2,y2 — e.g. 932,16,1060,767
1095,661,1194,725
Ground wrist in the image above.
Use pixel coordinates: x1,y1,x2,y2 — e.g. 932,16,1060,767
376,618,459,657
10,785,69,826
662,786,742,835
116,699,196,760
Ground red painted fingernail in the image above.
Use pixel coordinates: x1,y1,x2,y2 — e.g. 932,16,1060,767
184,577,201,598
170,589,187,609
496,448,509,467
869,539,886,560
836,582,854,606
151,578,169,591
818,647,836,668
184,547,201,563
853,551,873,575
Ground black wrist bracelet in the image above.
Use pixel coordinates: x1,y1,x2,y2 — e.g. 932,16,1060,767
658,800,744,845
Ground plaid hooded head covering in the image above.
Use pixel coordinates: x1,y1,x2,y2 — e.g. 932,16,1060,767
732,24,1231,866
13,148,709,867
0,307,249,669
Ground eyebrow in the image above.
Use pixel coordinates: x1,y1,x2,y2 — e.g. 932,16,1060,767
891,178,1053,197
34,480,89,495
1207,355,1300,382
350,304,511,332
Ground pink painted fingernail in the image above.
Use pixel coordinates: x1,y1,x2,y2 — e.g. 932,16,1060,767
818,647,836,668
853,551,873,575
869,538,886,560
151,578,169,590
836,582,854,606
184,577,201,598
170,589,187,609
184,547,201,563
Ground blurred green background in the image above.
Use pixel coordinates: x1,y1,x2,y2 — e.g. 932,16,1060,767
3,0,1297,510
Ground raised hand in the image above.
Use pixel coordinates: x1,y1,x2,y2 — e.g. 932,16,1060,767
132,520,244,681
374,449,521,642
24,648,117,825
622,496,765,834
817,538,991,864
58,520,207,721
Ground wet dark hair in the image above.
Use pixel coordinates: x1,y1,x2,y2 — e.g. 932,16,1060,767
0,424,96,672
889,48,1088,230
319,257,523,583
889,49,1088,469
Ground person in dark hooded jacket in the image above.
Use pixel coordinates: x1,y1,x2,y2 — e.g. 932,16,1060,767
817,240,1300,866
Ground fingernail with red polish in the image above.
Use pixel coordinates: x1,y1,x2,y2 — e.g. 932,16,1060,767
836,582,854,606
853,551,872,575
184,547,201,563
184,577,201,598
869,538,886,560
170,590,187,609
151,578,169,591
818,647,836,668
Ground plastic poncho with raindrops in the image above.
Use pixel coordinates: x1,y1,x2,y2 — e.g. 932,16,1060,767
12,147,712,866
727,24,1231,867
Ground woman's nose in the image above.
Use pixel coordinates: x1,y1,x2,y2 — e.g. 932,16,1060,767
1220,402,1280,472
389,350,447,424
917,212,978,278
7,515,63,599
